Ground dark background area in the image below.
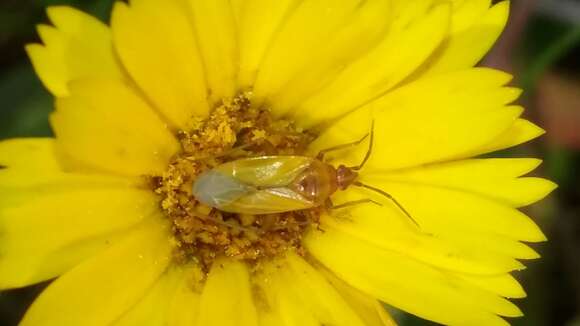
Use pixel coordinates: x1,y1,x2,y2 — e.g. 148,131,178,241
0,0,579,325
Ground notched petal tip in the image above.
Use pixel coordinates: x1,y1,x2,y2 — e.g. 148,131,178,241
531,228,548,242
511,158,543,176
111,0,130,19
46,5,109,35
473,67,514,86
494,0,511,22
518,177,558,208
477,118,545,156
46,5,78,23
35,24,58,45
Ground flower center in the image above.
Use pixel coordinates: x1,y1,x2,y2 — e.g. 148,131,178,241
153,93,319,271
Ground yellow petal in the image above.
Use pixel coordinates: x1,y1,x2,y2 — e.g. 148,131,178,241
185,0,238,104
20,217,173,326
421,1,508,76
198,259,258,326
272,292,319,326
251,0,364,109
230,0,245,25
460,273,526,299
387,158,543,179
0,177,160,289
167,265,202,326
236,0,301,89
262,254,368,326
258,312,287,326
111,0,209,129
321,198,524,275
265,0,392,115
318,265,398,326
445,0,492,34
478,118,546,154
309,69,521,171
436,230,540,260
352,179,546,242
0,138,60,173
294,2,450,128
25,6,123,97
52,78,180,176
114,267,187,326
373,158,557,207
0,138,145,189
305,229,521,325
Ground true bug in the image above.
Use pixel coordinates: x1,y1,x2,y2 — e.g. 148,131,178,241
192,124,417,225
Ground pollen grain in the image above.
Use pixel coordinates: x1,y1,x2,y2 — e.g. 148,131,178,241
153,93,317,271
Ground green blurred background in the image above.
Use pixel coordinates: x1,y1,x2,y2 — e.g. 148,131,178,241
0,0,579,325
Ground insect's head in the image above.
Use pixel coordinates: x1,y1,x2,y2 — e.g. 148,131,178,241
336,165,358,190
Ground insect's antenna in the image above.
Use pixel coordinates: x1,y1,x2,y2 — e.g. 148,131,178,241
354,182,420,228
316,133,369,162
350,120,374,171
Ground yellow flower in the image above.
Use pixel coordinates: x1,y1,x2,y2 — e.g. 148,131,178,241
1,0,556,325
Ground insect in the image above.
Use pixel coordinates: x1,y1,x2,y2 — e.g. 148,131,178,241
192,124,418,226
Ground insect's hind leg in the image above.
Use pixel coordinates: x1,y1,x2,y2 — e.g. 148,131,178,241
316,133,369,162
353,182,420,228
324,199,381,223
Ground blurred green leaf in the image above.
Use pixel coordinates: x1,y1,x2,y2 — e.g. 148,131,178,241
521,20,580,92
546,147,579,191
0,65,52,139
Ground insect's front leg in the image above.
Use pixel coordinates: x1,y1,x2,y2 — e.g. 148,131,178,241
324,198,334,211
329,198,382,210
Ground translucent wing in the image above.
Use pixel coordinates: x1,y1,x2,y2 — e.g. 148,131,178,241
219,187,315,214
214,156,313,187
193,170,255,209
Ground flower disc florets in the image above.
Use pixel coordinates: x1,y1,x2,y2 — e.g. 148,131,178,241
153,93,318,271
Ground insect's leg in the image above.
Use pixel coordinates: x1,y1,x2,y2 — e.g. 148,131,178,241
217,143,254,157
330,198,382,210
324,198,334,210
193,213,262,234
268,219,312,231
349,120,375,171
316,133,369,162
354,182,420,228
